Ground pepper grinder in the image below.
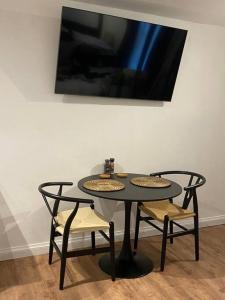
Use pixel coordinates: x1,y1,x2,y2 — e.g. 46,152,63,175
110,158,115,174
104,159,110,174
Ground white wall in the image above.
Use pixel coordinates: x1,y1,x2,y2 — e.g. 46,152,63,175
0,0,225,260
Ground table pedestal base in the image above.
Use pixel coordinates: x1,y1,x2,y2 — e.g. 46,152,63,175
99,253,154,278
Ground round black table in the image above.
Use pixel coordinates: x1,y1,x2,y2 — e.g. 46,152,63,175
78,173,182,278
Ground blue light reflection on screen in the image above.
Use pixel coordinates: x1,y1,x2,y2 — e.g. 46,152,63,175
126,23,162,71
141,25,162,71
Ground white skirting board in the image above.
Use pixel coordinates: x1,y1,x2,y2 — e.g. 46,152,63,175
0,215,225,261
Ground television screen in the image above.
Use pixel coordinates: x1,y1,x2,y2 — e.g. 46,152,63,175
55,7,187,101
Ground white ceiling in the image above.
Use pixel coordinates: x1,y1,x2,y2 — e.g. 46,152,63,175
75,0,225,27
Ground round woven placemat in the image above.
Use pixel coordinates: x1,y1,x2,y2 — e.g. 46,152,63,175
83,179,125,192
130,176,171,188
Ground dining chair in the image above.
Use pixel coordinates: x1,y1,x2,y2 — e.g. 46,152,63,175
133,171,206,271
38,182,115,290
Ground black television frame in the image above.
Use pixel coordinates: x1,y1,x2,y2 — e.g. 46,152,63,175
55,6,188,101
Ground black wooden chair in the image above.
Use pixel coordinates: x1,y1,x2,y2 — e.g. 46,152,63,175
38,182,115,290
134,171,206,271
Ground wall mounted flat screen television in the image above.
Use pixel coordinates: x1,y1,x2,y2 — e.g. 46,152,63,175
55,6,187,101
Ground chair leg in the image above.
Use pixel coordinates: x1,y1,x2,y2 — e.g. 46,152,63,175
161,216,169,272
109,222,115,281
170,221,173,244
49,240,53,265
91,231,96,255
59,232,69,290
134,204,141,251
194,215,199,261
49,223,55,265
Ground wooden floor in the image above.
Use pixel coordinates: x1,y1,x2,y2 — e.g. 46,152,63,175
1,225,225,300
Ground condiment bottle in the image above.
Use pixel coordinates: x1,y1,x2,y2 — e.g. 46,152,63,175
104,159,110,174
110,158,115,173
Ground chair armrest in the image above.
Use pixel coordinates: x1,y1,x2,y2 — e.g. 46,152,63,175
150,171,177,177
184,175,206,190
58,195,94,204
38,182,94,204
39,187,94,204
150,171,206,191
38,182,73,190
184,180,206,191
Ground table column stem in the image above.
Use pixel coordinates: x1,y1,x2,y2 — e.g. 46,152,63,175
118,201,133,262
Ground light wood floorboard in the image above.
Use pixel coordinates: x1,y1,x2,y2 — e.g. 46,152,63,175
1,225,225,300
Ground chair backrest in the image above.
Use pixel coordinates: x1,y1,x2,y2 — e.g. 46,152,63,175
38,182,93,233
150,171,206,213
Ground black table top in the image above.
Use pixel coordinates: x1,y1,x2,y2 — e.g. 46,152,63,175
78,173,182,202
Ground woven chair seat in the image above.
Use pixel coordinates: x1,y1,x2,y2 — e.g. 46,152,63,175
140,199,195,222
55,207,110,235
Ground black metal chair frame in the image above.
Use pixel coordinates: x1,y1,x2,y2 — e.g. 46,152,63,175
38,182,115,290
134,171,206,271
